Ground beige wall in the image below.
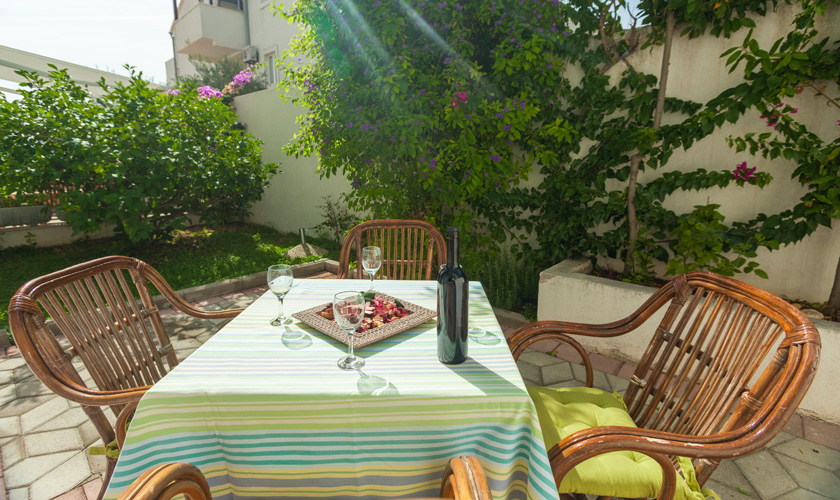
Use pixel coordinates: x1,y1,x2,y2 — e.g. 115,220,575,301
233,88,350,234
527,2,840,303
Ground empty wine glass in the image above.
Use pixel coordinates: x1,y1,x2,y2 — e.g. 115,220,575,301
334,291,366,370
362,246,382,292
267,264,294,326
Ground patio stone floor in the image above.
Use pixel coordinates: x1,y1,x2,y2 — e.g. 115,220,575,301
1,279,839,499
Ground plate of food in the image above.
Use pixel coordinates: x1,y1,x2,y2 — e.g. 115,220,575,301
292,292,437,348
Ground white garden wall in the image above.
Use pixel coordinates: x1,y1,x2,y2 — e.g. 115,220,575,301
232,88,350,235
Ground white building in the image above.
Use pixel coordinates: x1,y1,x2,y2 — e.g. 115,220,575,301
165,0,299,85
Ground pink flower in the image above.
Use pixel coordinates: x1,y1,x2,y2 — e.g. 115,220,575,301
733,161,757,182
455,91,467,103
450,97,459,108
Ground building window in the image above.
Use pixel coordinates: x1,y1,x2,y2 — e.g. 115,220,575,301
266,53,277,85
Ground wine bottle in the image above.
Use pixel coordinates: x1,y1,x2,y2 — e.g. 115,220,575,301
437,226,468,364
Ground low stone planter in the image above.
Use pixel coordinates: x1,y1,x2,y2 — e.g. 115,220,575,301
538,259,840,426
0,205,51,227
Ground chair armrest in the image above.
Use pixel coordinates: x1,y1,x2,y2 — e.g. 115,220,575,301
119,463,211,500
440,456,492,500
141,265,245,321
116,400,140,449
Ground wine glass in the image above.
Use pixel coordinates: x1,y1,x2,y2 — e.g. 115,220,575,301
362,246,382,292
334,291,366,370
267,264,294,326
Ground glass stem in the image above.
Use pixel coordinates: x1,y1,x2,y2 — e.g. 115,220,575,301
278,297,285,319
347,333,355,359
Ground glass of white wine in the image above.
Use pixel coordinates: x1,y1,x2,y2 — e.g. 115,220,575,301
267,264,294,326
361,246,382,292
334,291,366,370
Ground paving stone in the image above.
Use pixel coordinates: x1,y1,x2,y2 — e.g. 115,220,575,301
768,430,797,449
51,486,86,500
86,449,108,474
545,380,581,389
526,339,560,354
0,383,17,407
735,449,796,499
515,360,542,385
177,327,210,339
616,362,637,380
29,451,92,500
7,487,28,500
2,437,25,469
783,414,804,438
540,361,573,386
0,395,51,418
24,428,83,456
13,364,34,383
703,478,759,499
15,378,53,398
519,350,562,367
804,417,840,452
4,450,76,488
34,406,90,434
20,397,70,434
570,363,610,392
0,357,28,371
170,338,201,351
773,487,834,500
709,459,754,492
0,369,14,385
774,452,840,499
588,352,622,376
605,373,629,393
0,415,21,438
772,437,840,470
78,420,101,447
83,478,104,499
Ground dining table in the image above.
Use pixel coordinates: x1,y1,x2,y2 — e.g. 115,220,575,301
103,278,560,500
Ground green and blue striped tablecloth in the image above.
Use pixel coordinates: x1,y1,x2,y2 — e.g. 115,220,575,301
104,279,559,500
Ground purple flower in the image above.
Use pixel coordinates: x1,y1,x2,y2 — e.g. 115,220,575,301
733,161,757,181
495,113,504,118
162,88,182,96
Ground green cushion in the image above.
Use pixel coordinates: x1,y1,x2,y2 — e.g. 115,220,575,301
528,385,717,500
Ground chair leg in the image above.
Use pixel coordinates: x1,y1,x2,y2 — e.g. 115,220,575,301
95,456,117,500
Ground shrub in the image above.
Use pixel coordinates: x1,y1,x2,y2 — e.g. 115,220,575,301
0,67,278,244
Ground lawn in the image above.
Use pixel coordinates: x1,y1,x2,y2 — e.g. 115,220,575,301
0,223,340,330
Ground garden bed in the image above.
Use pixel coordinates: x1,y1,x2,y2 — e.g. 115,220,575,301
0,223,340,331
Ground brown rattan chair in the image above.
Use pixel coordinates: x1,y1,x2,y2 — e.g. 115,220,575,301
119,456,492,500
338,219,446,280
507,271,820,500
8,256,244,500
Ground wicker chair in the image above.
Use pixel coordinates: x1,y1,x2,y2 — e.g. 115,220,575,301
338,219,446,280
507,271,820,500
8,256,244,500
119,456,492,500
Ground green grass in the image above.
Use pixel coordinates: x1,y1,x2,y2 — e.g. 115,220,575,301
0,223,339,330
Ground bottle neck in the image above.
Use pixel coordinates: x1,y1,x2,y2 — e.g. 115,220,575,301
447,234,459,268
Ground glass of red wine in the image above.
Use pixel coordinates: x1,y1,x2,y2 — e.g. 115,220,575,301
333,291,366,370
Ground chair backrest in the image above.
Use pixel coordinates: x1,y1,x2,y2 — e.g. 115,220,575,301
8,256,182,421
623,272,819,465
338,219,447,280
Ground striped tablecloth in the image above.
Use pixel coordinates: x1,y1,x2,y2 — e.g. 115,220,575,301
104,279,559,500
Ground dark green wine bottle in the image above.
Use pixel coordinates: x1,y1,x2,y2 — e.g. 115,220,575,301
437,226,468,364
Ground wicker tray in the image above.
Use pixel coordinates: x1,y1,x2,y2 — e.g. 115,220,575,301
292,293,437,348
